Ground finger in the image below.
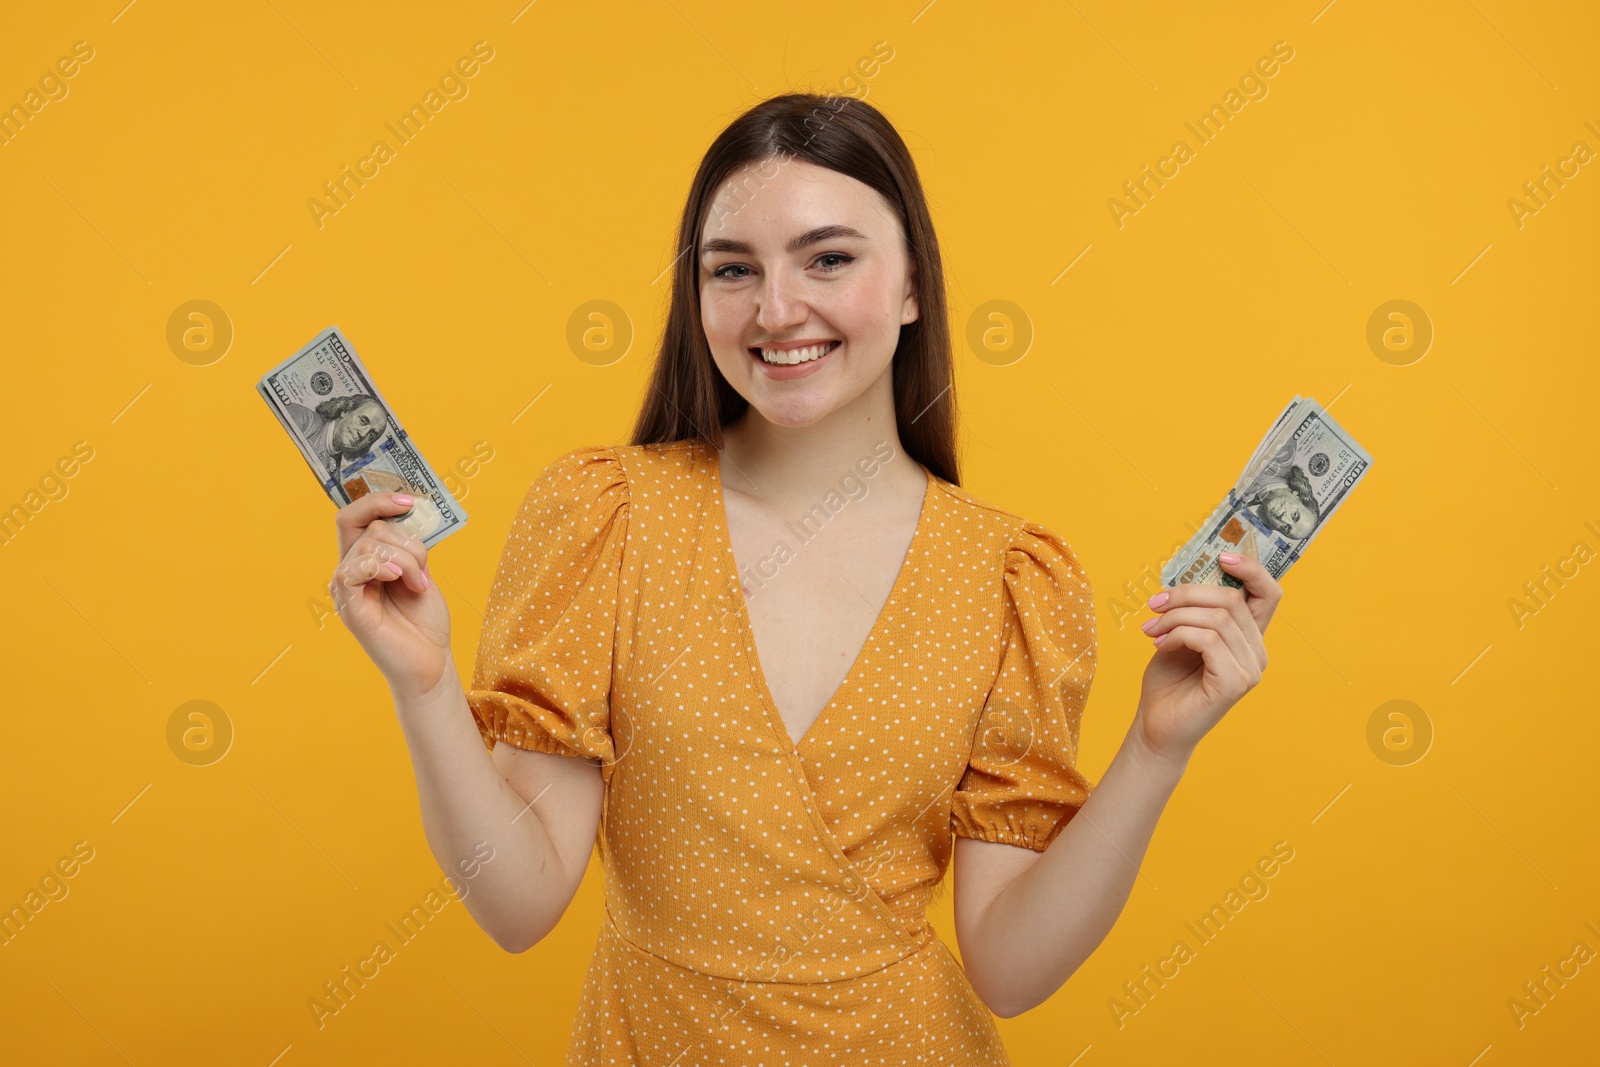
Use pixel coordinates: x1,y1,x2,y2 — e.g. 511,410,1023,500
357,536,429,595
1152,580,1260,612
1156,624,1257,698
1147,605,1261,681
1150,563,1275,639
1152,581,1261,648
335,491,420,559
329,552,381,617
359,518,429,576
335,542,426,601
1157,583,1266,671
332,547,394,598
1215,553,1283,633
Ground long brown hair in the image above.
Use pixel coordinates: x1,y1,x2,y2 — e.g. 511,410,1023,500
627,92,961,486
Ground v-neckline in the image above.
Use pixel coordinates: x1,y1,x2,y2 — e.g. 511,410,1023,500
705,445,935,755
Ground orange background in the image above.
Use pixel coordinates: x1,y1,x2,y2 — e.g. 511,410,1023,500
2,1,1596,1063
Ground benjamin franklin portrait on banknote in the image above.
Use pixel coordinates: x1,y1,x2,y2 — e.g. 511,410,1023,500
284,395,390,481
1241,437,1319,540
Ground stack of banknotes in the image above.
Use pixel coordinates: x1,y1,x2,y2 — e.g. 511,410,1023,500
1160,395,1373,590
257,326,468,548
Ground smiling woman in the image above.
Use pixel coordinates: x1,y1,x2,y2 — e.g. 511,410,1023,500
635,95,954,472
330,90,1286,1067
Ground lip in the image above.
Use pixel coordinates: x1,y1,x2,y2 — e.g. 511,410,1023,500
749,339,840,379
750,338,839,352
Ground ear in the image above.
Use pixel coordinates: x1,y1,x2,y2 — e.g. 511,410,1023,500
900,261,920,326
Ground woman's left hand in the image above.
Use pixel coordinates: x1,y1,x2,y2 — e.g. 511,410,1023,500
1132,553,1284,765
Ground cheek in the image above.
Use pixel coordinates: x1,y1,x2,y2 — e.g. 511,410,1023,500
700,290,745,341
822,278,898,335
699,293,754,376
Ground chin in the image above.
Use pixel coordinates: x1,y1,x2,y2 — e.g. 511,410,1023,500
753,407,829,429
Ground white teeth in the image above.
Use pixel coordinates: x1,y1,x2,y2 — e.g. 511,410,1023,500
757,342,835,365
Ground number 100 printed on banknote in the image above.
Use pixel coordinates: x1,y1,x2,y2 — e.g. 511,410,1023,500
256,326,468,548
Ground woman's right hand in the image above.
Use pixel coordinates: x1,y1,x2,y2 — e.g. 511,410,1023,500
331,491,454,699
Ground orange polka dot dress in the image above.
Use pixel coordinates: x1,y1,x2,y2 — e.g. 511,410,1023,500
464,439,1098,1065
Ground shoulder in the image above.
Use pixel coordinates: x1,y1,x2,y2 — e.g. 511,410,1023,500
931,476,1088,586
526,438,711,509
514,445,633,525
531,443,625,494
609,439,702,489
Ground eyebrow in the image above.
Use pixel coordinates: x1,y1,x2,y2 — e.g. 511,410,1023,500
699,224,869,258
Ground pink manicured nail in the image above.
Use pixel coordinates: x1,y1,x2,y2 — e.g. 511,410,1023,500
1148,591,1170,609
386,561,404,576
394,493,414,506
1219,552,1241,564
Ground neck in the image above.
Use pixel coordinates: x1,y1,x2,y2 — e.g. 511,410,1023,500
717,367,917,507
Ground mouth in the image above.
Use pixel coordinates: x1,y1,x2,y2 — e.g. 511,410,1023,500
749,340,841,366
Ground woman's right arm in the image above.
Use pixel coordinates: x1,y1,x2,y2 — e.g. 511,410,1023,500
332,490,601,953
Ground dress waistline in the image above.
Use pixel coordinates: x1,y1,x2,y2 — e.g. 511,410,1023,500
600,903,939,986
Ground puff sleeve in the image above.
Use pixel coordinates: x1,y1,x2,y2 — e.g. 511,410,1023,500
463,445,629,764
949,520,1098,852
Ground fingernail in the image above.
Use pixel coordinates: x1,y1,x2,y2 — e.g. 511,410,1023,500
386,561,404,576
421,570,431,590
1140,617,1157,634
1153,633,1168,646
1219,552,1240,564
394,493,414,506
1148,591,1170,609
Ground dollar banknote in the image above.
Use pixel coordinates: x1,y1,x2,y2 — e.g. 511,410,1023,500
257,326,468,548
1234,394,1302,491
1160,397,1372,590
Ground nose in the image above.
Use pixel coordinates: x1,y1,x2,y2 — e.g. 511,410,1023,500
754,268,807,334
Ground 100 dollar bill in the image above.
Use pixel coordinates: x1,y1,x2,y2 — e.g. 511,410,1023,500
1161,397,1372,589
257,326,468,548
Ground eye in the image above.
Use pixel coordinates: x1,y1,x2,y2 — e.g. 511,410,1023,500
710,252,856,281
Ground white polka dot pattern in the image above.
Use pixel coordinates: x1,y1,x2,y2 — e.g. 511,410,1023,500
463,441,1099,1064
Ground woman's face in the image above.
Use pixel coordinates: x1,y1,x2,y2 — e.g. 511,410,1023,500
698,157,919,429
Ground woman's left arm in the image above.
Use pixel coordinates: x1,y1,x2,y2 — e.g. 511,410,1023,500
954,552,1284,1018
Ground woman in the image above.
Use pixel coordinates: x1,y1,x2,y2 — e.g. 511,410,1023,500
329,93,1282,1064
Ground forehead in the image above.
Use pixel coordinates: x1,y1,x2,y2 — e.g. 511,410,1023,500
702,157,895,242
